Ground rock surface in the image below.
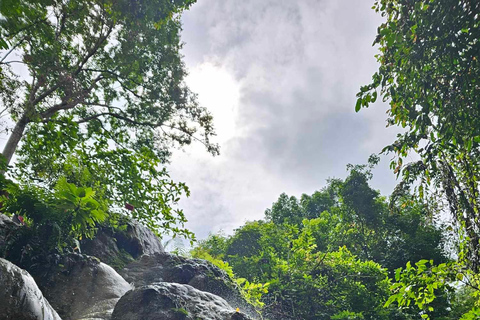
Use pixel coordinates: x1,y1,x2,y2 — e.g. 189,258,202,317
1,215,261,320
111,282,252,320
81,220,164,268
120,253,258,318
36,254,131,320
0,257,62,320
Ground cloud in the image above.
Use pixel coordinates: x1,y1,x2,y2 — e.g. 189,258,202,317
169,0,400,239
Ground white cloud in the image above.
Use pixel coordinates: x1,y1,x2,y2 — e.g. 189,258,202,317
185,62,242,144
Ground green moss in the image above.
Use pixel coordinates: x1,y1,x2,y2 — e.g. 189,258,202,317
172,307,189,315
107,248,134,270
171,307,190,319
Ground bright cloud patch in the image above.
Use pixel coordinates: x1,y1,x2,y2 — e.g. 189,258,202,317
186,62,241,144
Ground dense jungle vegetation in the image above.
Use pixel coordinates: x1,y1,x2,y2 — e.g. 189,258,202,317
1,0,480,319
192,161,458,319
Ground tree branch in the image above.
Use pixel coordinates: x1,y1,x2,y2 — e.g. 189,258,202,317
0,60,27,65
73,23,113,76
76,112,158,126
0,35,28,64
75,110,211,150
32,22,112,107
39,75,104,120
81,68,142,86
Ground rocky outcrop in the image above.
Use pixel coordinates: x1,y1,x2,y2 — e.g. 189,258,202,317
81,220,164,269
120,253,258,318
0,258,62,320
111,282,252,320
35,254,131,320
0,215,261,320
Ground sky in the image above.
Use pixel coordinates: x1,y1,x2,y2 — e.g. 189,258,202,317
167,0,403,240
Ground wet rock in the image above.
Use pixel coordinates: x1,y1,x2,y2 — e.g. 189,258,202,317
120,253,258,318
0,257,62,320
111,282,252,320
81,220,164,269
36,254,131,320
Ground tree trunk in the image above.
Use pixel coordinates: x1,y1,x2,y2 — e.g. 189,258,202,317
2,115,28,166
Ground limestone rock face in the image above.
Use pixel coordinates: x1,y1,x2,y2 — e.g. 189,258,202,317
120,253,258,318
36,254,131,320
81,220,164,268
111,282,252,320
0,258,62,320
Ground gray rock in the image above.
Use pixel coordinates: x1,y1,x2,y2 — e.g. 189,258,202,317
111,282,252,320
36,254,131,320
120,253,258,319
81,220,164,269
115,220,164,257
0,257,62,320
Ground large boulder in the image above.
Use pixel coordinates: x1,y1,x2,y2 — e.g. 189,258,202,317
111,282,252,320
81,220,164,269
35,254,131,320
120,253,258,318
0,258,62,320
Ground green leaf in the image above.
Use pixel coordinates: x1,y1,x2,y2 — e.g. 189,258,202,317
355,98,362,112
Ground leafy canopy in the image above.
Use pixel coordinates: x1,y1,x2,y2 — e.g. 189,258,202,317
356,1,480,318
0,0,218,238
356,0,480,268
194,165,449,320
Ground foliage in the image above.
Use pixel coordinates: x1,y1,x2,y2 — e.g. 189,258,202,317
356,0,480,269
385,256,480,320
262,163,447,272
0,178,110,272
269,228,392,320
356,2,480,319
448,286,480,320
0,0,216,161
15,145,194,239
265,181,338,226
193,165,453,319
3,178,107,242
190,247,269,312
386,260,455,319
195,227,392,320
235,278,269,310
53,177,107,238
0,0,216,239
191,247,236,279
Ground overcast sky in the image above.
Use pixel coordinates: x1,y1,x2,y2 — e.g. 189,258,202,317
166,0,403,240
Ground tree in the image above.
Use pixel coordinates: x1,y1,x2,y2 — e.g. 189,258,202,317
0,0,218,238
356,0,480,269
356,2,480,318
0,0,217,164
265,182,339,226
265,193,304,225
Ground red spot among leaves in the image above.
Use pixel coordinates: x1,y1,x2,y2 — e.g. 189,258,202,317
125,203,134,211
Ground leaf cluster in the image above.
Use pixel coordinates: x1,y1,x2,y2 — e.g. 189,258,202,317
356,0,480,269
